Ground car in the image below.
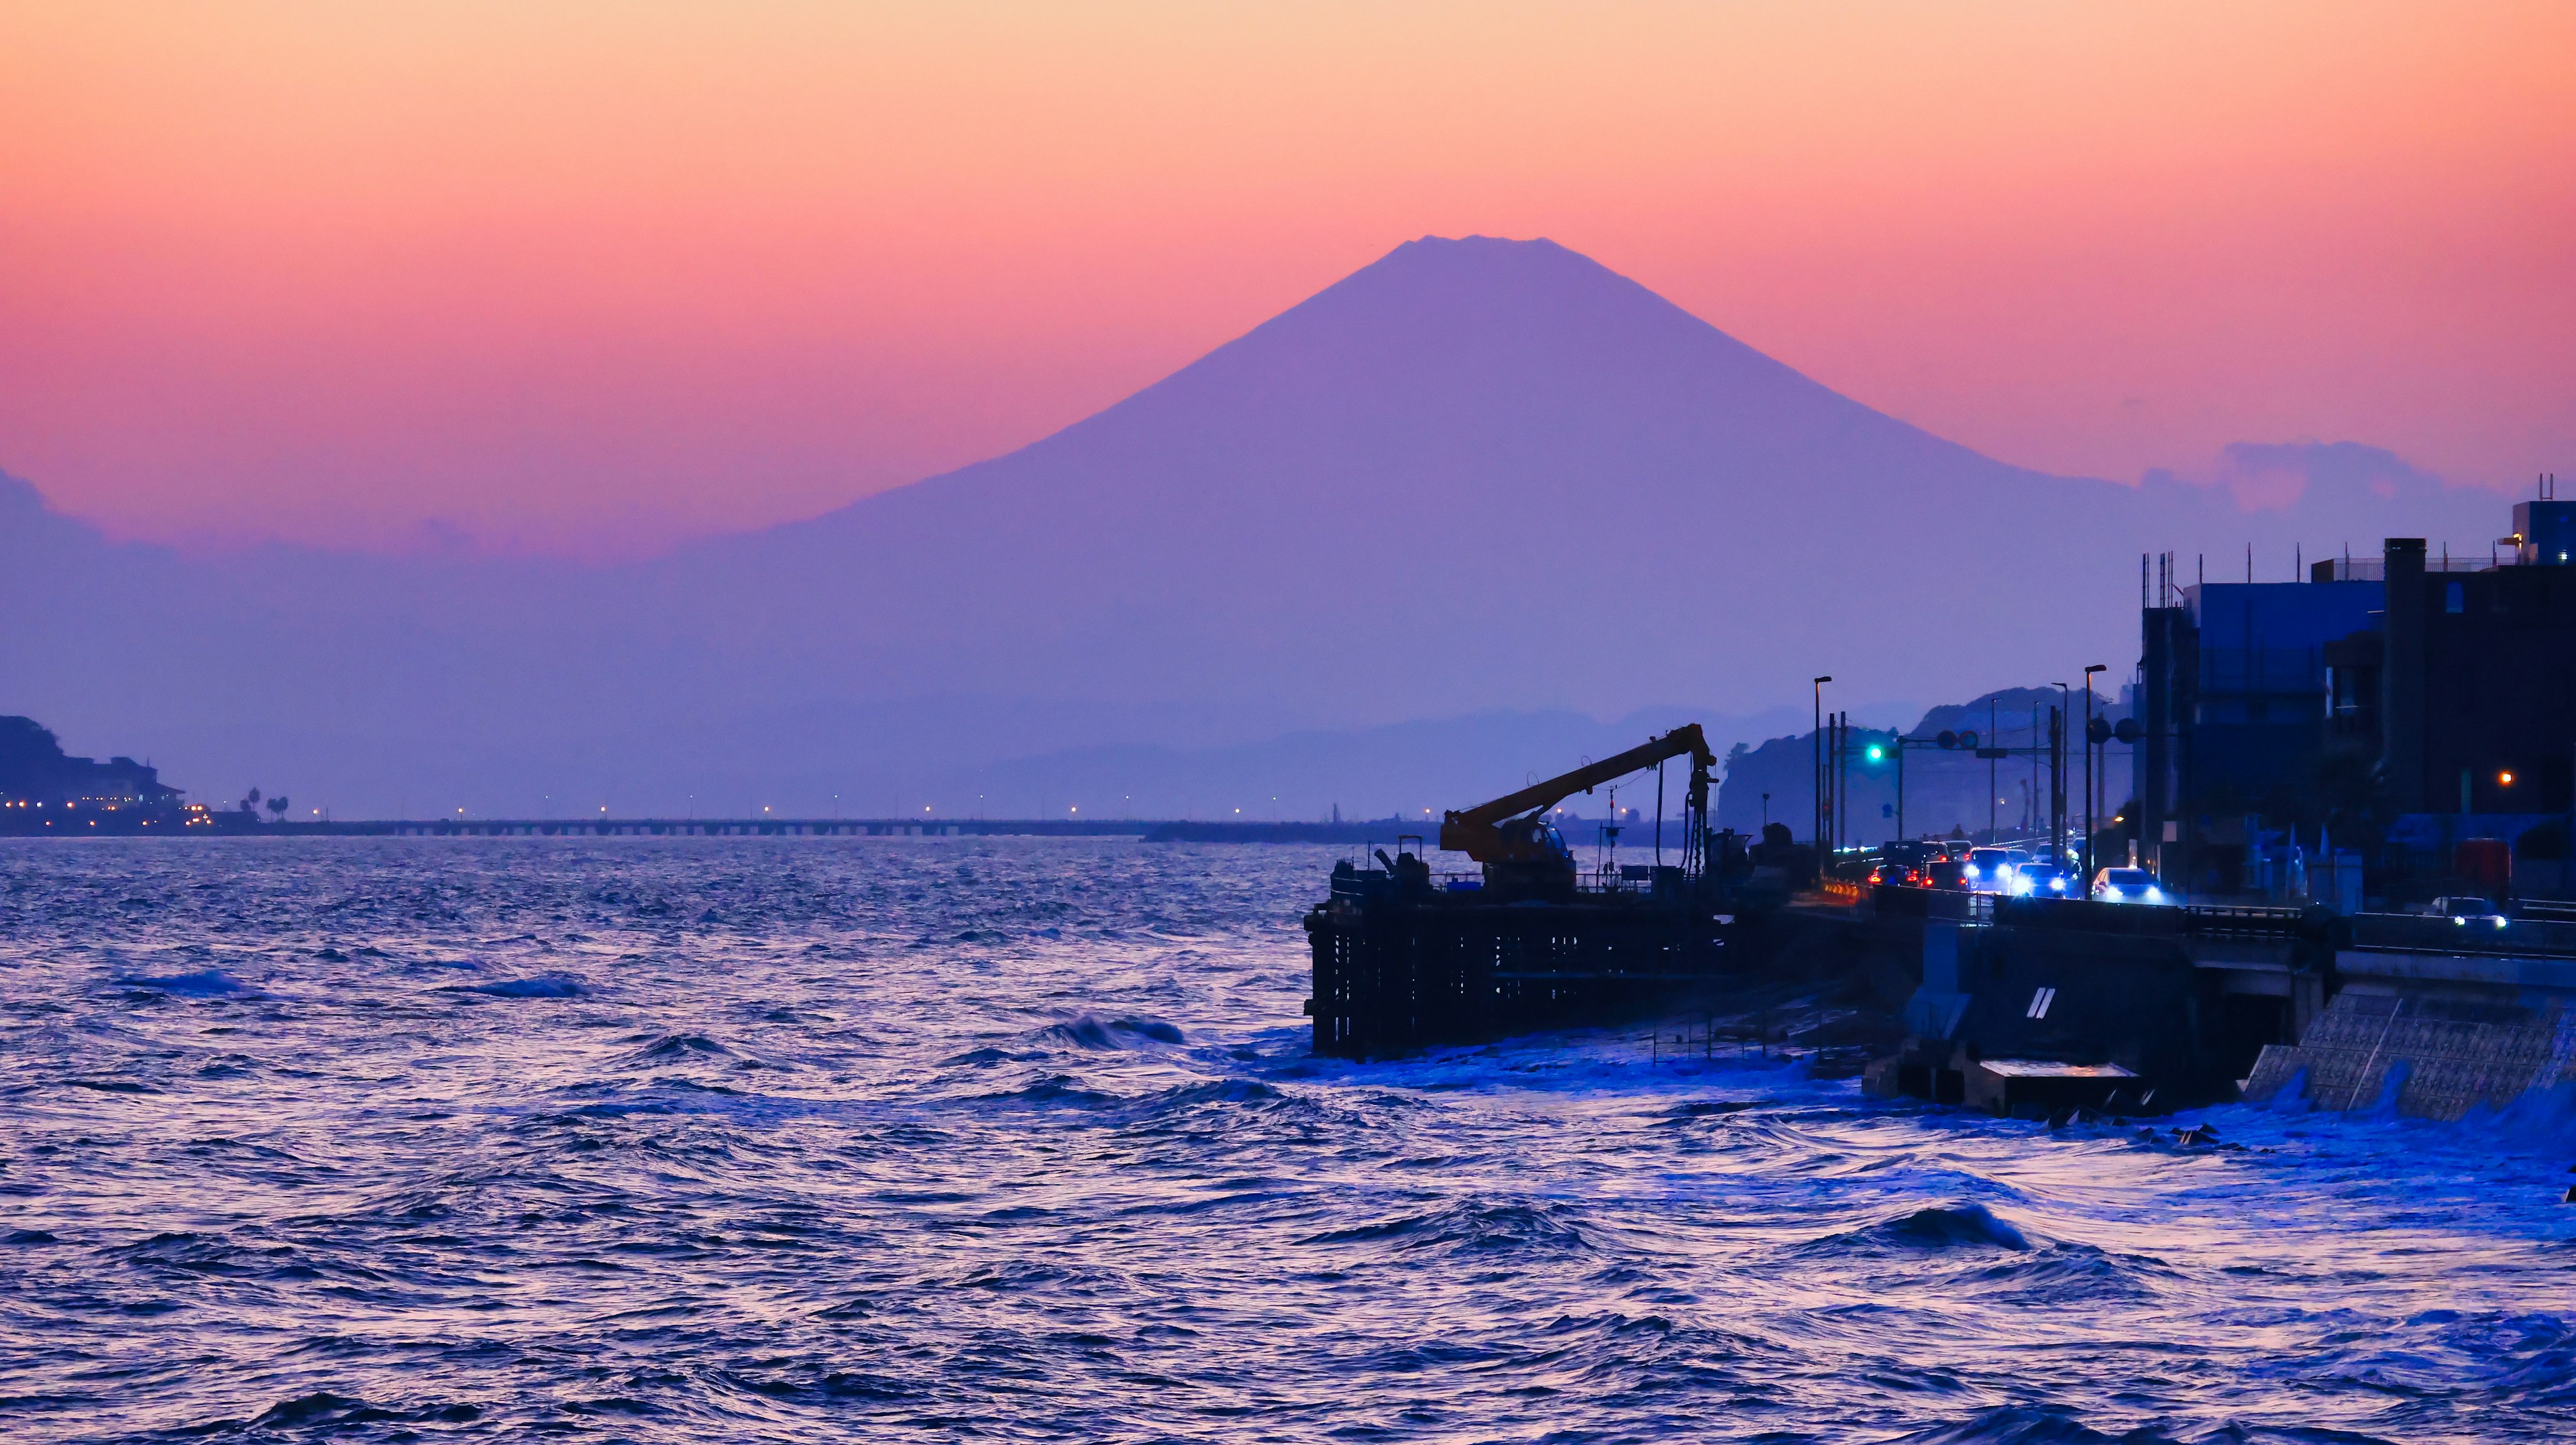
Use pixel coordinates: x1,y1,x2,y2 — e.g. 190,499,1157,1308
1868,860,1922,887
2009,861,2073,896
1962,847,2024,892
1925,859,1971,891
2090,866,2166,903
2430,896,2511,929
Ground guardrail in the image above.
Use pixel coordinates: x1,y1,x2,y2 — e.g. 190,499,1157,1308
2347,912,2576,960
1872,885,2317,939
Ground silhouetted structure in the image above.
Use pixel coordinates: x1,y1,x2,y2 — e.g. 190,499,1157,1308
0,716,195,833
2137,486,2576,899
1306,725,1778,1057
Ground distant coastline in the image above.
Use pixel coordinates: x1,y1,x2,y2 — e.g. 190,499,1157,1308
0,810,1467,844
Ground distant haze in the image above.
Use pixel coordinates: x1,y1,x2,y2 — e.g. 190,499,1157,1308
0,239,2521,820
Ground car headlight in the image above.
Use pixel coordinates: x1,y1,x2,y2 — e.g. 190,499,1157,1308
2494,916,2509,929
1964,865,1979,877
2454,916,2468,926
2145,888,2163,902
2050,877,2065,891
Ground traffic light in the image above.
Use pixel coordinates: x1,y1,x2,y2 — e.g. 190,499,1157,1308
1866,743,1886,763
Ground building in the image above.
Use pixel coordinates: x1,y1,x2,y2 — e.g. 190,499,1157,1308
0,715,186,818
2137,488,2576,898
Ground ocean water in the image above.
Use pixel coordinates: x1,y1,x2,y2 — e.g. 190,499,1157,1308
3,838,2573,1444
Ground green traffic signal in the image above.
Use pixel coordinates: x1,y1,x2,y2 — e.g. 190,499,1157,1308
1866,744,1885,762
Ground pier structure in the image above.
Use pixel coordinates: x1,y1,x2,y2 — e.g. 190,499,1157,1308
0,812,1464,843
1305,860,1747,1057
355,816,1150,839
1303,723,1786,1059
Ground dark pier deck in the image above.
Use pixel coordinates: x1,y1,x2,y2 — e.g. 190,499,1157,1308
1303,867,1752,1058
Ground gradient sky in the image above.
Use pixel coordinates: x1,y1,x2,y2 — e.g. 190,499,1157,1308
5,2,2571,556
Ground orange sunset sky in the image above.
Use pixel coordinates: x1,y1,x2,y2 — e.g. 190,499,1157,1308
3,1,2571,557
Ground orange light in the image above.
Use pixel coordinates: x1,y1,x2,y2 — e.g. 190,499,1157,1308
2500,771,2515,786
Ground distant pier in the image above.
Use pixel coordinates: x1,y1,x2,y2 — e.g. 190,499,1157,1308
17,816,1428,842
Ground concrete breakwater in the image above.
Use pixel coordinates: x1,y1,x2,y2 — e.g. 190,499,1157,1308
2240,914,2576,1119
2246,994,2576,1120
1856,888,2576,1122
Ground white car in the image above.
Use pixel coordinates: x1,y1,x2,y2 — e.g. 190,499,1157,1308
2010,861,2073,896
2091,866,2166,904
1962,846,2030,893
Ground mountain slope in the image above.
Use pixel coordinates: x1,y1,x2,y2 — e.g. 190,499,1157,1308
0,237,2510,816
653,234,2131,718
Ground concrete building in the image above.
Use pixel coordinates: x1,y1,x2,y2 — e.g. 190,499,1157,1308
2137,488,2576,900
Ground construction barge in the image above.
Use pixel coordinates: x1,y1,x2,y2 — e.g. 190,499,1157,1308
1303,725,1797,1058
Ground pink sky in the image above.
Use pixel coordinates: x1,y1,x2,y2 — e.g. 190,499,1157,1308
4,2,2570,556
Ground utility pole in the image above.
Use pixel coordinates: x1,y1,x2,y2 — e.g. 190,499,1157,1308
2083,663,2106,885
1835,711,1849,860
1988,697,1998,843
2049,698,2067,866
1813,677,1832,869
2030,699,2041,846
1834,710,1854,855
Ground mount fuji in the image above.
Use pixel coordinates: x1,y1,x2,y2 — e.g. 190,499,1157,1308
0,237,2504,817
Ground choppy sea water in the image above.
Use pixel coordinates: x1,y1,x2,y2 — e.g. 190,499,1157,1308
3,838,2573,1444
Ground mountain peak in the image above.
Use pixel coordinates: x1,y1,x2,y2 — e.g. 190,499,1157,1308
1286,233,1680,329
1381,233,1588,264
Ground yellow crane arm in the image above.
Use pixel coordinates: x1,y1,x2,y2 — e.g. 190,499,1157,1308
1438,725,1714,861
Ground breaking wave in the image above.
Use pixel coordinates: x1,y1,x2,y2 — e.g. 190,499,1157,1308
1843,1201,2034,1252
1033,1013,1185,1049
454,971,584,998
115,968,254,997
